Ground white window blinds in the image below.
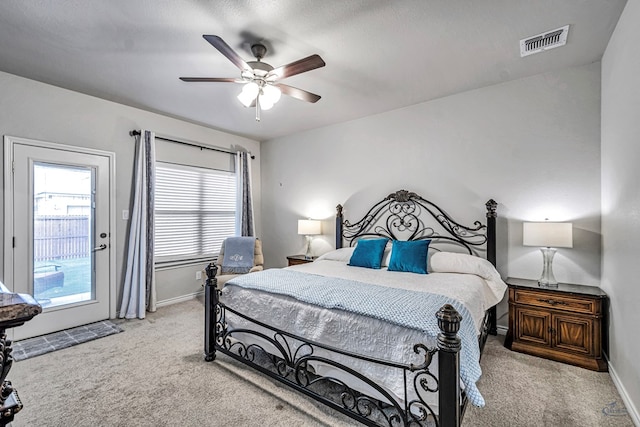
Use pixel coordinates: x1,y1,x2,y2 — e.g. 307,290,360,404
154,162,236,263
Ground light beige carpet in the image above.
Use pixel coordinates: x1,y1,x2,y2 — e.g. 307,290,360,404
464,331,634,427
10,298,635,426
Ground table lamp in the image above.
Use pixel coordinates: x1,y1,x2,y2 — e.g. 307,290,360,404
523,222,573,287
298,219,322,259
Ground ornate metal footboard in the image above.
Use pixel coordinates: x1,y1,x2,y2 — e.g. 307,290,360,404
205,263,467,427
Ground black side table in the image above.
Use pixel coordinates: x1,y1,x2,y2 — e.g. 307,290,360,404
0,284,42,425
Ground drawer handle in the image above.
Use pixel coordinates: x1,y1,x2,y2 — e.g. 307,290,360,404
537,298,568,306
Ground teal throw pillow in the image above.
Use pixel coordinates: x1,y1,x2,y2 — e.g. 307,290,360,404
348,238,389,269
387,240,431,274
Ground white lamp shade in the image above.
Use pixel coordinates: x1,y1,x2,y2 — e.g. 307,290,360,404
237,90,255,107
258,94,274,110
298,219,321,235
237,82,260,107
242,82,260,98
261,84,281,104
523,222,573,248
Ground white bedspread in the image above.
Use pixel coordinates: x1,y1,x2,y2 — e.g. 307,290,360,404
289,259,504,332
220,256,506,410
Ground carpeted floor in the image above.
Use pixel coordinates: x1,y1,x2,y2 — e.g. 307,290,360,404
11,320,123,361
464,332,634,426
9,298,635,426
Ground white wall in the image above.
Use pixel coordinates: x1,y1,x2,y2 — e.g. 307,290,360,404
602,0,640,423
261,62,602,327
0,71,261,309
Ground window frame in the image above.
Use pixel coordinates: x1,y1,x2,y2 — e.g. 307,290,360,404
154,161,236,266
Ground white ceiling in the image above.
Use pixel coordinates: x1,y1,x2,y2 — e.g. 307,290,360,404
0,1,627,142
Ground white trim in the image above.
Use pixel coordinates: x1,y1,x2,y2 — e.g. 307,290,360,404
155,290,204,308
3,135,117,319
109,150,117,319
608,362,640,426
3,136,15,290
495,325,508,336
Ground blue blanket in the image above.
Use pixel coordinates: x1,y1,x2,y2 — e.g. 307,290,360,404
221,237,255,274
227,269,485,406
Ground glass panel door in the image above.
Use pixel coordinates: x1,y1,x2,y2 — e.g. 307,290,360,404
6,137,113,340
32,163,94,308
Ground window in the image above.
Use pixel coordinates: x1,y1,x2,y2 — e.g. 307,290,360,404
154,162,236,264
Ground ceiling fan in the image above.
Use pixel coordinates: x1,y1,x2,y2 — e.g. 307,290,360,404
180,35,326,121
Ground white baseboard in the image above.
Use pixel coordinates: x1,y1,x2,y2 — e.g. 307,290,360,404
496,325,508,336
156,290,204,308
608,362,640,426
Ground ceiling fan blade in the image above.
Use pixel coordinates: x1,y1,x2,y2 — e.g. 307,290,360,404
203,35,251,71
179,77,240,82
275,84,322,103
267,54,325,80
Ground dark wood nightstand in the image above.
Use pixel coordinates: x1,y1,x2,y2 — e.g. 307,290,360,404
286,255,316,266
505,277,608,371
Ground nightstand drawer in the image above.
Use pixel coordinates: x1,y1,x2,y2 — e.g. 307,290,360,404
513,289,597,315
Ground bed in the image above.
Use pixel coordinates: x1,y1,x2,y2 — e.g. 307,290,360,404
204,190,504,427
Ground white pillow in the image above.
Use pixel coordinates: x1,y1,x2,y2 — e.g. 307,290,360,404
319,241,394,265
430,252,501,282
381,242,393,267
316,247,355,262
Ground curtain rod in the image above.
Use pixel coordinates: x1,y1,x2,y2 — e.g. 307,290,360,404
129,130,255,159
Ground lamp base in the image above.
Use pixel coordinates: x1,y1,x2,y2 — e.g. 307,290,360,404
538,281,559,288
538,247,559,287
304,235,313,260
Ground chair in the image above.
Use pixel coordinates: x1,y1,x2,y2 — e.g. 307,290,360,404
207,238,264,289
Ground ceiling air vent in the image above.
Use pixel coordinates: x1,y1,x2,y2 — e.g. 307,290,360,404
520,25,569,57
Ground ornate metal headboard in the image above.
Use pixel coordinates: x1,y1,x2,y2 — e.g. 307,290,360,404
336,190,497,266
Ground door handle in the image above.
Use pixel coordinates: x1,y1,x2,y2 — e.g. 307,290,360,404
92,244,107,252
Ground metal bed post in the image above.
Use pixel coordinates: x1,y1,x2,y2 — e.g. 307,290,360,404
485,199,498,335
336,204,344,249
204,262,218,361
436,304,462,427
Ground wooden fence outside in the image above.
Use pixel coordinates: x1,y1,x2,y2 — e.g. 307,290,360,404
34,215,90,261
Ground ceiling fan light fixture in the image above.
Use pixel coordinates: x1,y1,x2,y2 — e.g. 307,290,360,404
242,81,260,97
261,84,281,104
182,35,325,121
237,92,253,108
258,93,274,111
237,82,259,107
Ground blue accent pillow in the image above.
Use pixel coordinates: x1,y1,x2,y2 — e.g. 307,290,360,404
387,240,431,274
348,238,389,269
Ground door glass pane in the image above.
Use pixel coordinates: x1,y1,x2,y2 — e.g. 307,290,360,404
33,163,94,308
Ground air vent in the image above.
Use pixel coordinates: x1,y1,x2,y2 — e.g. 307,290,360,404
520,25,569,57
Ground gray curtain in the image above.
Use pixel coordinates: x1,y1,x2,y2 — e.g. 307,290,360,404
235,151,254,237
120,130,156,318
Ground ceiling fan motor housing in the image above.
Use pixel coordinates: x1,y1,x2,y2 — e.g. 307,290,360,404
251,43,267,61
